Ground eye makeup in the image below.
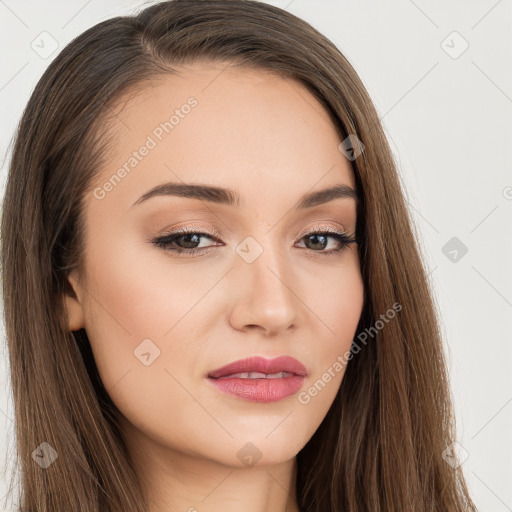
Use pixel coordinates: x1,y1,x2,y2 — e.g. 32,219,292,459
149,224,357,258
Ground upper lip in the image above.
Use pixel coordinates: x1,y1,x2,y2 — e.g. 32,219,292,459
208,355,307,379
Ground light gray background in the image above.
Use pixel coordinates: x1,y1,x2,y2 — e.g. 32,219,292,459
0,1,511,510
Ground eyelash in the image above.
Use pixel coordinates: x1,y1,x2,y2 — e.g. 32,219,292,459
150,225,357,258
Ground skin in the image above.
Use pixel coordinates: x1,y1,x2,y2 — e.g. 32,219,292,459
65,61,364,512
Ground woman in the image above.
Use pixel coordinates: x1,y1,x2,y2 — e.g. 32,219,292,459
0,0,477,510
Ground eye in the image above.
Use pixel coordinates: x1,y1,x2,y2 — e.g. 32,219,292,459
295,227,357,255
150,226,357,258
150,227,221,257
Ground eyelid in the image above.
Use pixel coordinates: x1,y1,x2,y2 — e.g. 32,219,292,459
156,222,350,241
296,222,349,238
156,224,223,240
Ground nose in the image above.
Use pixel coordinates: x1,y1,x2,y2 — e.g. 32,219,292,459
227,241,301,337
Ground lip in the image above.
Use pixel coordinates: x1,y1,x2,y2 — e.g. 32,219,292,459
207,355,307,403
207,355,307,379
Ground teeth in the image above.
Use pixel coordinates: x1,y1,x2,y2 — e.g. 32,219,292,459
217,371,293,380
265,372,293,378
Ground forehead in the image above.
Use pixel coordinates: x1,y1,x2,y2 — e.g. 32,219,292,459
89,61,356,215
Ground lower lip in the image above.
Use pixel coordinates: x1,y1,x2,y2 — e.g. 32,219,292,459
207,375,306,403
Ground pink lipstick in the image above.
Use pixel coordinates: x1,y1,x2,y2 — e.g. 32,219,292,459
207,355,307,403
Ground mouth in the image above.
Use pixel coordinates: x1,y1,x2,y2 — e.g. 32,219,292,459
207,356,307,403
207,355,307,380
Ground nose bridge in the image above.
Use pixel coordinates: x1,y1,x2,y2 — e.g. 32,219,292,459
229,231,299,334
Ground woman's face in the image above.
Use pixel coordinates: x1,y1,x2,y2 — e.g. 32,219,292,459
65,62,364,470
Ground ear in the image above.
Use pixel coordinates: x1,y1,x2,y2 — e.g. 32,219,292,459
64,270,85,332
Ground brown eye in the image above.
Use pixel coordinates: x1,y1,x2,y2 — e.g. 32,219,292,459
151,229,220,256
296,230,356,254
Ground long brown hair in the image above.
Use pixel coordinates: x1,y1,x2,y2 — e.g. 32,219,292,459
0,1,477,510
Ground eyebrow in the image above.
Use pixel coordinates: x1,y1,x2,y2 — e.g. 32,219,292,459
131,182,358,209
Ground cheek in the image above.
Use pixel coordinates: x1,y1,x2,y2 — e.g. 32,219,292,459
307,250,364,342
78,226,190,389
83,222,207,333
302,252,364,386
79,236,207,441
